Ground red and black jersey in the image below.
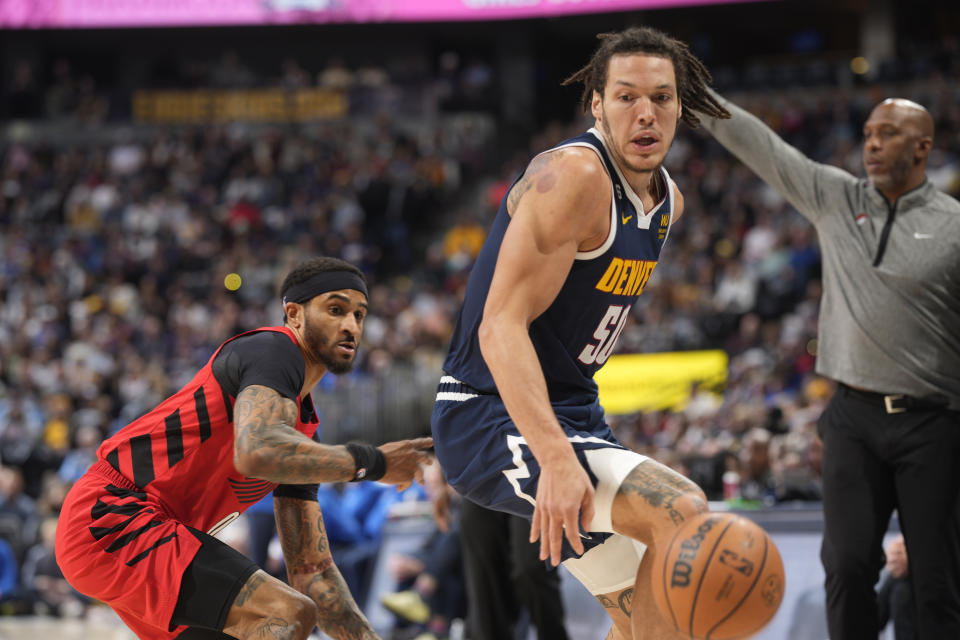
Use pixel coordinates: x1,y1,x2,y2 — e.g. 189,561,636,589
96,326,319,533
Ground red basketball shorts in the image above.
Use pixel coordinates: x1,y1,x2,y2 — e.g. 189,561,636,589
56,460,203,639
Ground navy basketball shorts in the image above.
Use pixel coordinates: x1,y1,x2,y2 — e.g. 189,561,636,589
431,376,651,594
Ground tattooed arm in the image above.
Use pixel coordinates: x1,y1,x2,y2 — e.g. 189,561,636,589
234,384,357,483
233,384,432,484
274,495,379,640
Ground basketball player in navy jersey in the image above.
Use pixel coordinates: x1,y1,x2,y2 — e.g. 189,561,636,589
431,27,730,639
57,257,432,640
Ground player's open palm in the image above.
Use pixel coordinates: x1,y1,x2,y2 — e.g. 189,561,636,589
532,453,595,566
378,437,433,490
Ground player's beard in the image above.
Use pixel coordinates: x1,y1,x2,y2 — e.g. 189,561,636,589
304,315,356,375
599,103,660,177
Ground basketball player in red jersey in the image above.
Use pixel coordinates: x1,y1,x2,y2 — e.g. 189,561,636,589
56,257,433,640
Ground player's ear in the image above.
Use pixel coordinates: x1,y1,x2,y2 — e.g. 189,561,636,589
677,97,683,121
284,301,303,328
591,90,603,121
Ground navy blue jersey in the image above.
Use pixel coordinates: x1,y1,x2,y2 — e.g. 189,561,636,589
442,127,676,403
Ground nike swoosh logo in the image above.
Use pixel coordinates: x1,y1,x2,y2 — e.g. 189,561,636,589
621,214,633,225
914,232,934,239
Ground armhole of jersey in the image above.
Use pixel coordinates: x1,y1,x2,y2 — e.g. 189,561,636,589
661,167,677,247
535,141,617,262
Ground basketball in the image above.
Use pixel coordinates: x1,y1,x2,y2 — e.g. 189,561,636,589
650,512,785,640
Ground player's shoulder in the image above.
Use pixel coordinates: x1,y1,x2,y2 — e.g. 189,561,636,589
541,144,607,179
226,329,301,363
524,145,610,200
232,328,295,347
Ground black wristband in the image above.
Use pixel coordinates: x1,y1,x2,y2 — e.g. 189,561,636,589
273,483,319,502
345,442,386,482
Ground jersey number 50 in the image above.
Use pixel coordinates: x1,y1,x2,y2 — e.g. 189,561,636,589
577,304,632,366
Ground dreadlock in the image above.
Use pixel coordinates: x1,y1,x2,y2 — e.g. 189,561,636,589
562,26,730,128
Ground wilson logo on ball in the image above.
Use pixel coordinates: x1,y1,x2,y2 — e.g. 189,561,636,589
670,516,720,587
653,513,786,639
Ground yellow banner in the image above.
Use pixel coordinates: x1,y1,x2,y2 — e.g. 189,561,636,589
132,88,348,122
595,350,728,414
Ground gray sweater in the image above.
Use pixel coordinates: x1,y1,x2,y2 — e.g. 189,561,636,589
698,93,960,408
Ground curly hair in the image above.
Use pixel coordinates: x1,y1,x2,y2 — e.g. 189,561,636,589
562,26,730,128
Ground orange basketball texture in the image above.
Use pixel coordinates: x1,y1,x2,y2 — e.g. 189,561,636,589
650,512,785,640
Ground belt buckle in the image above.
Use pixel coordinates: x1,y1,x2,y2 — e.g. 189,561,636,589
884,394,907,414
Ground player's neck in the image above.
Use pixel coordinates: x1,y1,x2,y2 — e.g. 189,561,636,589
620,165,661,212
301,360,326,397
287,324,328,395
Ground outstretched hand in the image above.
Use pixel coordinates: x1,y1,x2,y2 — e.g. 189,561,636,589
378,437,433,491
530,450,595,566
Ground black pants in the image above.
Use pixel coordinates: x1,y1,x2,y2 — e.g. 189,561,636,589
422,527,467,622
459,498,569,640
877,573,916,640
819,385,960,640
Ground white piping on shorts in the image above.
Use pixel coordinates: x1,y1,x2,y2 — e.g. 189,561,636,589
436,375,478,401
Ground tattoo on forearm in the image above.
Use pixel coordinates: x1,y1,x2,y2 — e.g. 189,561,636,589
234,385,355,483
304,567,376,639
274,498,375,639
316,515,327,553
274,497,327,574
235,572,266,607
598,594,617,609
619,462,706,525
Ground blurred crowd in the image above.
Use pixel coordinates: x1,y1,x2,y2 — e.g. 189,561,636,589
1,41,959,623
4,47,497,123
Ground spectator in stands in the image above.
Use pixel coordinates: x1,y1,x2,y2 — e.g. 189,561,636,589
21,516,87,617
381,463,465,640
738,427,776,504
0,466,39,561
57,423,101,485
0,536,18,608
380,527,465,640
878,534,916,640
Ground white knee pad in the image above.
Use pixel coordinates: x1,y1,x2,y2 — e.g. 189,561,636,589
559,447,650,595
582,446,649,533
562,533,647,595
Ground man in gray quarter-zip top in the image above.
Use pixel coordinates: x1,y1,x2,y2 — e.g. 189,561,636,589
693,91,960,639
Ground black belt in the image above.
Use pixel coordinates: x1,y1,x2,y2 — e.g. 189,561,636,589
840,384,950,414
